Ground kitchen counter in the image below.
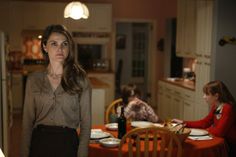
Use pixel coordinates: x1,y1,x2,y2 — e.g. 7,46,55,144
89,77,109,89
161,78,195,91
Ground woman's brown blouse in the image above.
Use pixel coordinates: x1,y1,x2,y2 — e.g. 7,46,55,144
21,71,91,157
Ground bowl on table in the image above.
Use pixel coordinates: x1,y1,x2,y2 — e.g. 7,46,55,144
105,123,118,131
99,137,121,148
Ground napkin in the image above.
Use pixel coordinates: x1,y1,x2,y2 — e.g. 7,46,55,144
91,129,103,132
188,135,213,140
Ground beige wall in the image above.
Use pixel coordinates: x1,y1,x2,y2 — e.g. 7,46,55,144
1,0,177,82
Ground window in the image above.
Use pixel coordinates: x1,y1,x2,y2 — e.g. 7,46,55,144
131,23,148,79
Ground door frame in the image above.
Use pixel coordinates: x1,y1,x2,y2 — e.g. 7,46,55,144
111,18,157,106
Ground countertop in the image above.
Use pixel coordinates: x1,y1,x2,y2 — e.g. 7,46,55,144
161,78,195,91
89,77,109,89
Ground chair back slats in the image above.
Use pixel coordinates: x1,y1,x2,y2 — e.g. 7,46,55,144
152,132,158,157
136,136,141,157
118,127,183,157
167,139,173,157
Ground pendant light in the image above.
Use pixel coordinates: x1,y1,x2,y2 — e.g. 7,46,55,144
64,1,89,20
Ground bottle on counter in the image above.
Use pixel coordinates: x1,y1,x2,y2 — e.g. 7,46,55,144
118,106,126,139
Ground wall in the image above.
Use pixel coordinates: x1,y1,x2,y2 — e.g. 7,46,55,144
212,0,236,96
0,0,177,82
116,23,132,85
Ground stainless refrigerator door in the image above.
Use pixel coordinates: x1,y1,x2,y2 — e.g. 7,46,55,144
0,31,8,156
0,32,2,150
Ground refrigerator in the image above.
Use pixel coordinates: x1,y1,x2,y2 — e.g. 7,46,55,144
0,31,12,157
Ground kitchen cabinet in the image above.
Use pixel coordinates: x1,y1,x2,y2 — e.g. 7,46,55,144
22,2,65,30
63,3,112,32
194,0,213,119
7,2,24,50
182,88,195,120
157,80,195,121
176,0,197,58
176,0,214,119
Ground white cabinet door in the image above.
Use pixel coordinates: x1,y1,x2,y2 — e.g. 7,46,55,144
162,92,172,120
183,99,195,120
157,82,165,118
170,86,183,119
194,58,211,119
194,0,213,120
171,95,183,119
157,81,173,120
176,0,197,58
157,81,195,121
176,0,186,57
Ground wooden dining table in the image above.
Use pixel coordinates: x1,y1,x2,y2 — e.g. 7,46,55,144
88,125,228,157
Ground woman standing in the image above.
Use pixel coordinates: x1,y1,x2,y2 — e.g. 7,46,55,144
172,80,236,157
21,25,91,157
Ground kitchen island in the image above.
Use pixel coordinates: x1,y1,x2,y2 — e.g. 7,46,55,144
89,77,110,125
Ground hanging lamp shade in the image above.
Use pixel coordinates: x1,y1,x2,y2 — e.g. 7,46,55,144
64,2,89,20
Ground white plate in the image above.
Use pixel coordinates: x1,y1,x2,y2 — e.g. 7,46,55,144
189,128,208,136
131,121,154,128
105,123,118,131
153,123,164,127
90,131,111,139
99,138,121,148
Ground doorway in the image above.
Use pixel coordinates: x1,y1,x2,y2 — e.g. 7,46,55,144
114,20,156,106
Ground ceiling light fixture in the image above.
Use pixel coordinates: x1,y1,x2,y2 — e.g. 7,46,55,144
64,1,89,20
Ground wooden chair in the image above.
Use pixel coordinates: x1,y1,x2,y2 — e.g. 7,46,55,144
118,127,183,157
105,98,123,124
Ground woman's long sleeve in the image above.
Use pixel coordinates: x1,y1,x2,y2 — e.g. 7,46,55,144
77,79,91,157
20,76,35,157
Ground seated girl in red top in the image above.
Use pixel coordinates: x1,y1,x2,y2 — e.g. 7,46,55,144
173,80,236,157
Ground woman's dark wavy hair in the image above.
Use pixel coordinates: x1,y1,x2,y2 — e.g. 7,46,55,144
41,24,86,95
121,83,141,105
203,80,236,112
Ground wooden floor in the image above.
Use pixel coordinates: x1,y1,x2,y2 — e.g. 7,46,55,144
9,113,22,157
